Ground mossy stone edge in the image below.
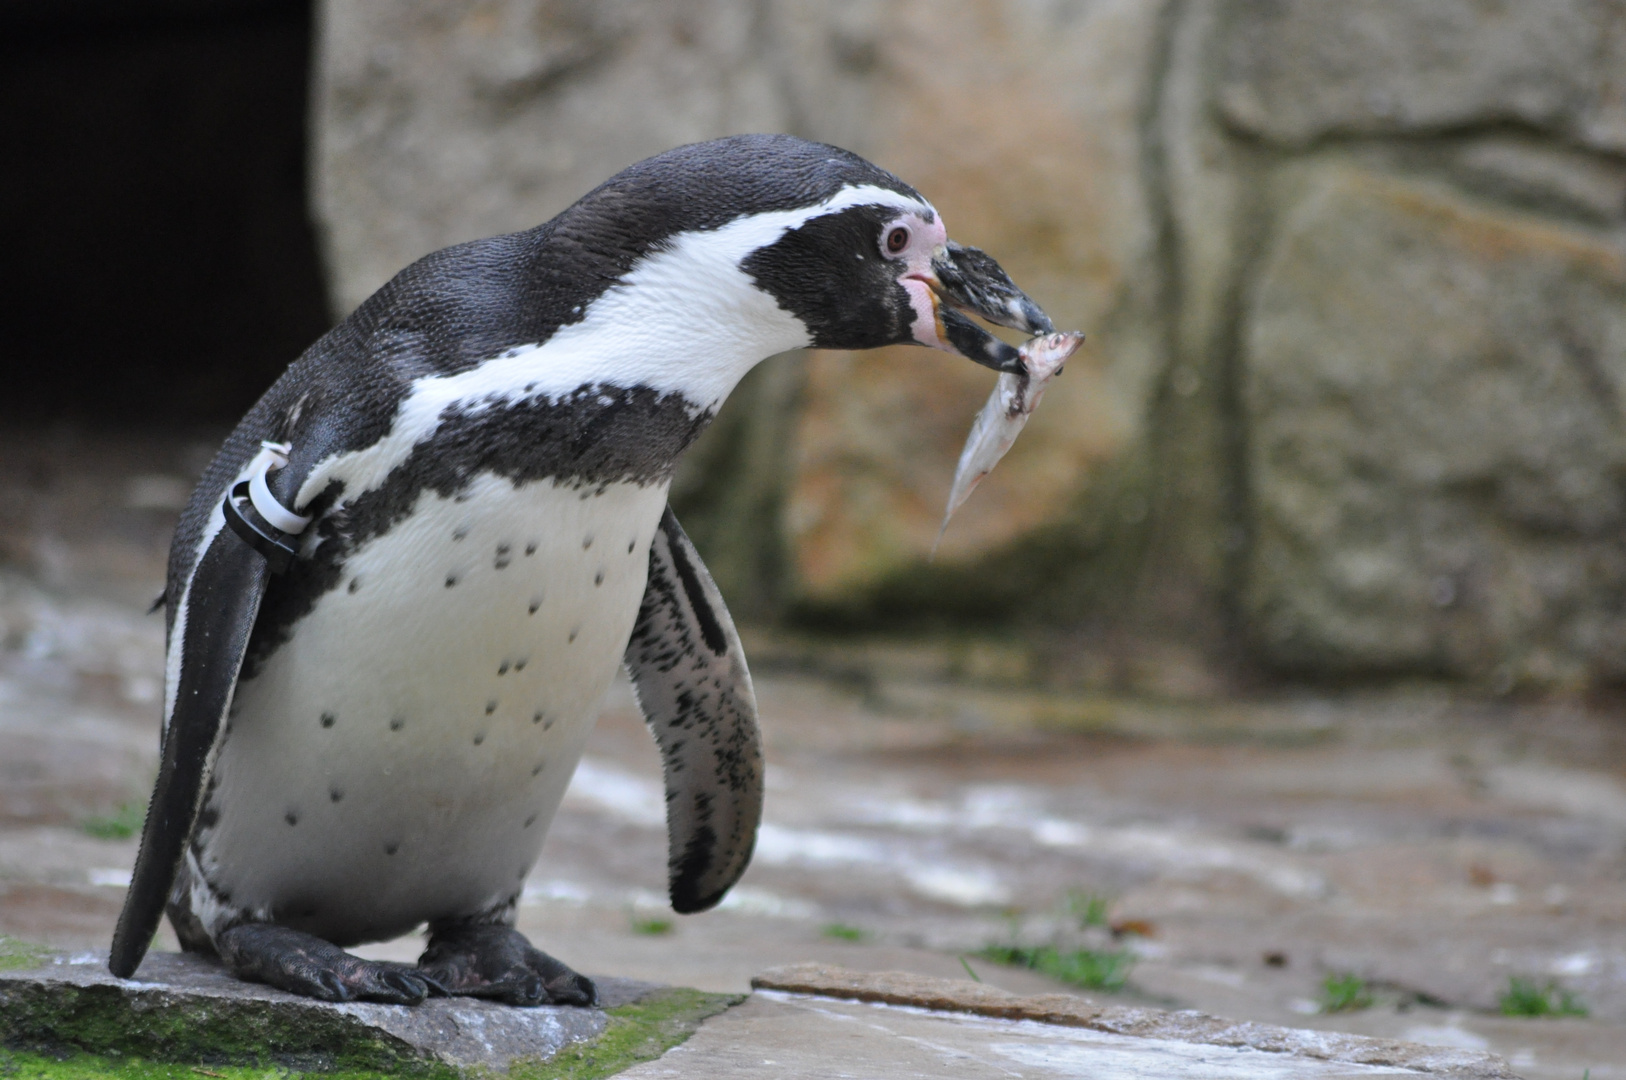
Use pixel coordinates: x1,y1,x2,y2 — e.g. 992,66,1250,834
0,941,740,1078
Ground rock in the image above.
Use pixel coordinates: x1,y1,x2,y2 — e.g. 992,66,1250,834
726,965,1516,1079
782,0,1167,600
1217,0,1626,153
1242,163,1626,683
0,948,714,1072
313,0,790,316
312,0,1626,683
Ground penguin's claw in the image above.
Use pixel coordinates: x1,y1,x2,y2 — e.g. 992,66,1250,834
418,923,597,1007
216,924,431,1005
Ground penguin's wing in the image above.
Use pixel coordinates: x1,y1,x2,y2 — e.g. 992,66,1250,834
108,509,273,977
625,507,764,914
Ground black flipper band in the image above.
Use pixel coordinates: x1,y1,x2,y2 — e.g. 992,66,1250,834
223,481,300,574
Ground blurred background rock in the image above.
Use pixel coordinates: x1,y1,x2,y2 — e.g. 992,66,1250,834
7,0,1626,695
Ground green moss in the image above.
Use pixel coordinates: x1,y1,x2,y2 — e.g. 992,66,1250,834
0,1047,416,1080
511,988,740,1080
0,971,735,1079
1,979,422,1073
0,936,51,972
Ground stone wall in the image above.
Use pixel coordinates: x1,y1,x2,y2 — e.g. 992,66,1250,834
313,0,1626,688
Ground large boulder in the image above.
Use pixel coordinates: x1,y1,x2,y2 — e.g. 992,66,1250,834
1243,163,1626,685
312,0,1626,687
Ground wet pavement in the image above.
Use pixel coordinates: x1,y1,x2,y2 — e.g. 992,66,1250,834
1,429,1623,1079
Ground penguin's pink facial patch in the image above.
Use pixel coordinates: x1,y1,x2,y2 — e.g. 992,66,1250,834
878,211,950,350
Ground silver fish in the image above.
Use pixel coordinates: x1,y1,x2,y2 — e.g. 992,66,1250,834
934,331,1086,553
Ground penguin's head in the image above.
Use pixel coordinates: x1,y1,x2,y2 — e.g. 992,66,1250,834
552,135,1057,379
738,188,1055,371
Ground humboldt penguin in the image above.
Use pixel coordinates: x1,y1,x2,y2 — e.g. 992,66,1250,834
109,134,1060,1005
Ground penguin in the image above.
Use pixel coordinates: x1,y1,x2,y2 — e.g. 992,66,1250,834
108,134,1061,1006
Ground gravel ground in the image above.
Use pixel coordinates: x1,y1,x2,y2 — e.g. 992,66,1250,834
1,428,1622,1079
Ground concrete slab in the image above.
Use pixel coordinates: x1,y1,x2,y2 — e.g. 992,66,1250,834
615,965,1513,1080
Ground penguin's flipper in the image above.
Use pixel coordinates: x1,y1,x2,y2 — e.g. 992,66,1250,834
109,529,270,978
624,506,763,914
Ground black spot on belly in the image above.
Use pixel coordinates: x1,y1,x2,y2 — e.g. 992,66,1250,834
453,526,468,541
514,658,527,671
568,626,579,643
330,787,344,803
627,538,636,553
529,597,542,615
532,710,544,724
320,712,335,728
445,573,459,588
473,732,486,746
486,699,498,715
285,811,299,826
384,841,399,855
498,660,510,675
495,543,511,570
582,534,594,550
531,760,546,776
524,813,537,828
525,542,537,556
390,716,404,731
594,570,604,586
348,577,361,594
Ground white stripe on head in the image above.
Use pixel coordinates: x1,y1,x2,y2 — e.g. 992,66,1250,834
299,183,934,507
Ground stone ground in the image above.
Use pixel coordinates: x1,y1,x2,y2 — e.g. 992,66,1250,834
2,429,1624,1078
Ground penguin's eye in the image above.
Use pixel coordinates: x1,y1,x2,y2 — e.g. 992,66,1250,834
884,226,910,255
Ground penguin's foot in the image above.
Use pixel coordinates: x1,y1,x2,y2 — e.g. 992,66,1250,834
418,923,597,1007
217,923,436,1004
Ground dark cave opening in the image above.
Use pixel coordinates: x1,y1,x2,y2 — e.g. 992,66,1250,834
0,0,330,423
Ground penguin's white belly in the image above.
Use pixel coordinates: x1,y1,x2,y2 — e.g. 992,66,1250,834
199,473,669,945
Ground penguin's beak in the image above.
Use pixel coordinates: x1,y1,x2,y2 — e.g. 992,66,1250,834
930,242,1054,337
904,242,1062,374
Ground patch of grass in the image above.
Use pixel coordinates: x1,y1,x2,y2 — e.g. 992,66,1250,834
820,923,866,942
1065,891,1110,929
979,944,1135,991
82,804,144,841
1319,973,1374,1013
1498,977,1588,1018
628,917,672,936
0,936,51,972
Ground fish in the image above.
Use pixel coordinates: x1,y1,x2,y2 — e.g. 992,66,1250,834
934,330,1086,554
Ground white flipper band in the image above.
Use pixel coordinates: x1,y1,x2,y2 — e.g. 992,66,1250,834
246,442,312,534
221,441,312,574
